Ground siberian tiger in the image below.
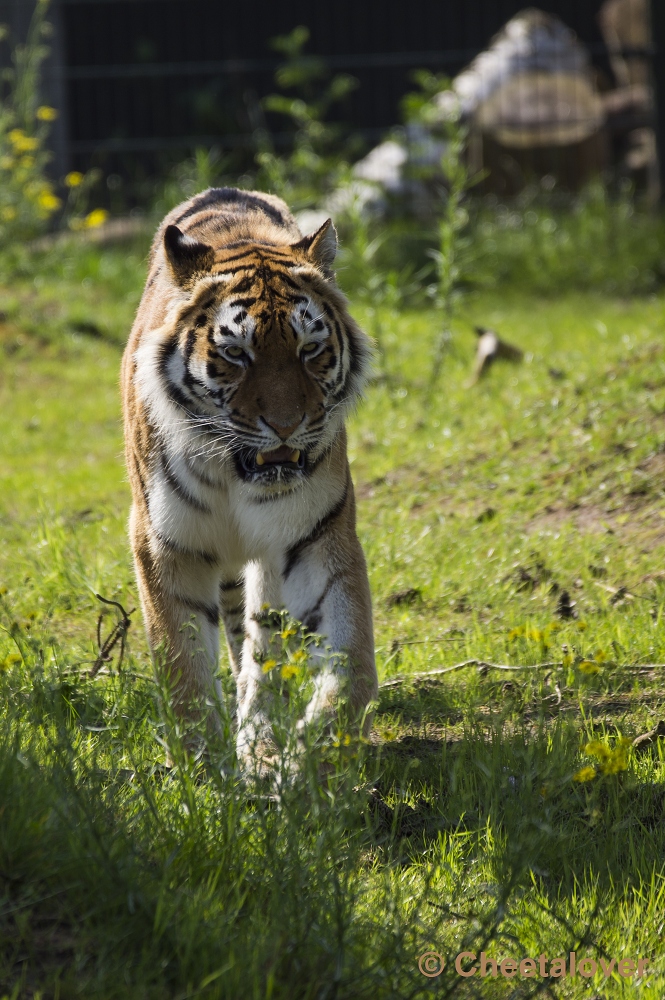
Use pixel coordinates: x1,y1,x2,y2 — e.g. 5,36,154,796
121,187,377,772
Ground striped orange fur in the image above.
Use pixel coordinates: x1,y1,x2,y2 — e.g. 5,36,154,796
122,187,377,771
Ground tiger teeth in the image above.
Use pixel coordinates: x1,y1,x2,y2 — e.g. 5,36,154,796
255,450,300,467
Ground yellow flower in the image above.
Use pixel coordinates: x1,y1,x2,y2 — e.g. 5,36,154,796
333,731,352,747
280,664,298,679
261,658,277,674
577,621,588,631
1,206,16,221
1,653,22,671
508,626,524,641
573,766,596,783
601,752,629,775
583,738,630,775
579,660,601,674
37,191,61,212
291,649,307,663
280,627,297,639
84,208,109,228
36,105,58,121
584,740,610,761
64,171,84,188
8,129,38,152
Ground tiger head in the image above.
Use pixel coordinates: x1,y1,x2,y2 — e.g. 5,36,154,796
156,218,373,488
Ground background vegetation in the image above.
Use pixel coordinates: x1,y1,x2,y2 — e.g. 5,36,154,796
1,11,664,1000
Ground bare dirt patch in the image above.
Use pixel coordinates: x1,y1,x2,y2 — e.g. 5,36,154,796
529,497,665,550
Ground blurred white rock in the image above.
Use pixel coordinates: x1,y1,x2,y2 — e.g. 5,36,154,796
352,140,407,190
433,8,604,147
295,209,332,236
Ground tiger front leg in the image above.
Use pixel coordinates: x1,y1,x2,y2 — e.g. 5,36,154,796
235,560,284,776
131,513,224,751
284,538,378,748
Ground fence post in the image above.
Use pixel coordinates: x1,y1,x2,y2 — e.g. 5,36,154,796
652,0,665,200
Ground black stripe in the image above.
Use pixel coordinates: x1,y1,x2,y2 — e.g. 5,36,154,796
230,275,254,293
175,595,220,627
181,454,220,488
220,578,243,591
283,476,349,579
152,529,217,566
215,250,257,266
159,338,201,414
184,327,197,361
222,605,244,616
161,457,212,514
173,189,230,225
306,439,336,475
301,574,338,632
332,376,351,403
277,271,300,290
174,187,287,228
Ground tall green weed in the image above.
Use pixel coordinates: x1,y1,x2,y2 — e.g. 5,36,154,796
254,25,360,210
0,0,106,256
0,1,62,244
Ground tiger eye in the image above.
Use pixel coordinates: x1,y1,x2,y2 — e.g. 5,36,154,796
301,342,319,354
226,346,244,358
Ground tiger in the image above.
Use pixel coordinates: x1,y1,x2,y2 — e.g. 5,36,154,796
121,186,377,773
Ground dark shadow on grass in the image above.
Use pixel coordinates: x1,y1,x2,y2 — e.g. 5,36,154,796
366,681,665,897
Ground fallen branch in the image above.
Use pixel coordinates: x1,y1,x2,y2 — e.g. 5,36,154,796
380,660,665,689
380,659,561,689
90,594,134,677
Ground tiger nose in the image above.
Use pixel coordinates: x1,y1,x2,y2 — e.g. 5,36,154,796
264,416,303,440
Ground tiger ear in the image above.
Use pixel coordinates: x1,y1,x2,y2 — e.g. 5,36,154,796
292,218,337,274
164,224,214,284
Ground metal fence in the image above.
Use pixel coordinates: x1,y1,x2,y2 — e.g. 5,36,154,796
0,0,661,197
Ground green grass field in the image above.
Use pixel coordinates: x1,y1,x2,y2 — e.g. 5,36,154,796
1,237,664,998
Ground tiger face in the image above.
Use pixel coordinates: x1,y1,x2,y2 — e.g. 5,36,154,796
160,221,371,489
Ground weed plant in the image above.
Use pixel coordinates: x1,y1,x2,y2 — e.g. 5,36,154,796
0,1,63,245
0,0,109,270
254,25,361,212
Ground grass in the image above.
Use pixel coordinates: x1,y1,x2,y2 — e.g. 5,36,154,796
0,234,665,998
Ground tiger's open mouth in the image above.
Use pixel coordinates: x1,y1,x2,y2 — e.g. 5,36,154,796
236,445,306,481
255,445,302,467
